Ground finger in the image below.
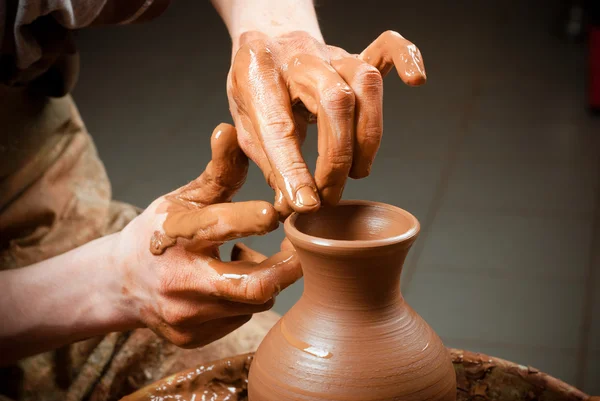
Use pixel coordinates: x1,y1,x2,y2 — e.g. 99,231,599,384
330,54,384,179
213,297,275,316
271,106,309,218
231,243,267,263
284,54,355,206
232,43,320,213
158,296,274,328
274,188,294,220
168,315,253,349
174,123,249,206
280,237,294,252
162,201,279,245
359,30,426,86
291,106,310,145
232,113,294,220
212,250,302,304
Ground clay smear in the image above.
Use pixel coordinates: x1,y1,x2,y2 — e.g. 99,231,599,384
360,30,426,84
120,354,253,401
149,123,255,255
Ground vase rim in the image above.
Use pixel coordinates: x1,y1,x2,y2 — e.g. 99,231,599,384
284,200,420,252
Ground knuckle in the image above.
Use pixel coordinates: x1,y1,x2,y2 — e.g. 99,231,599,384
245,278,272,304
263,117,295,138
360,133,382,152
241,41,277,68
162,305,189,327
354,64,383,90
321,84,355,112
326,153,353,171
280,159,308,177
232,39,277,82
244,38,270,53
169,331,197,349
363,127,383,142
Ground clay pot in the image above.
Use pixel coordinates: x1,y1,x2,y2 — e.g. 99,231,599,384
248,201,456,401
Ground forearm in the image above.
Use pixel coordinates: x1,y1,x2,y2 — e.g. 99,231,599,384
0,233,135,365
211,0,324,53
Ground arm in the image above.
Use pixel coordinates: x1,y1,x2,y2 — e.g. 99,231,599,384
0,234,135,364
0,0,171,95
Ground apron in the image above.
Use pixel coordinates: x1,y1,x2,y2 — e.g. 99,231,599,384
0,86,278,401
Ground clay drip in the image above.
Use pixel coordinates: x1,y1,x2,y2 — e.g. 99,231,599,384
248,201,456,401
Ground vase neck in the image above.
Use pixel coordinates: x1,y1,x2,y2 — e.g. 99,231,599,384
297,246,409,309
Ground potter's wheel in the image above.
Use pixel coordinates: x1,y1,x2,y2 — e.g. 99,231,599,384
121,348,594,401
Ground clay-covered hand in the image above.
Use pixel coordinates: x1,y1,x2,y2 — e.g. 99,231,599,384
115,123,301,349
227,30,426,217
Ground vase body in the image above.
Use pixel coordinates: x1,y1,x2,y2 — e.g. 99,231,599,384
248,201,456,401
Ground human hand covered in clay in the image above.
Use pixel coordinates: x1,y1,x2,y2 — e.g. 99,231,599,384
115,123,301,348
227,30,426,217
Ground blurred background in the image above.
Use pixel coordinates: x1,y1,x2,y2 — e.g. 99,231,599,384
72,0,599,393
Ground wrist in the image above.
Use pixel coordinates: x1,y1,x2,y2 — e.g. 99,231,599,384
101,231,142,332
231,28,324,55
231,28,324,58
212,0,323,55
75,232,140,335
0,233,139,362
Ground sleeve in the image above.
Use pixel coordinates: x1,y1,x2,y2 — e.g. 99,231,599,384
0,0,171,92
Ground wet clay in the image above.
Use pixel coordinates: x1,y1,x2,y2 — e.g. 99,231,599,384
150,200,278,255
120,353,254,401
227,30,427,217
149,123,277,256
359,30,426,85
122,347,595,401
248,201,456,401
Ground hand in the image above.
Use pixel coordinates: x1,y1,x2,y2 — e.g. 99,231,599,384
115,123,302,348
227,30,426,217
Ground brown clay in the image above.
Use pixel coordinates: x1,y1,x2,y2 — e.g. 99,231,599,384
120,353,254,401
149,123,273,256
359,30,427,85
248,201,456,401
227,30,426,217
121,348,595,401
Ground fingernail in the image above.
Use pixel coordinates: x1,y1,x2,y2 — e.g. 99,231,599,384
294,186,319,208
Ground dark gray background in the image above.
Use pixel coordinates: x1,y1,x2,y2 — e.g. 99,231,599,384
72,0,600,392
